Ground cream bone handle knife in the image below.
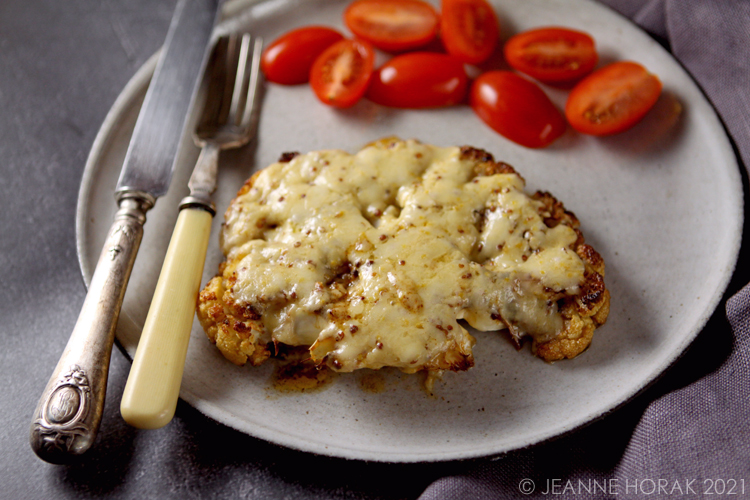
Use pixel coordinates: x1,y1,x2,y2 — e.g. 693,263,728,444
29,0,221,464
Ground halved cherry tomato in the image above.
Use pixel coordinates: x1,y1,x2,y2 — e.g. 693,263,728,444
310,38,375,108
565,61,662,136
366,53,468,108
504,27,598,86
261,26,344,85
470,71,566,148
344,0,439,52
440,0,499,64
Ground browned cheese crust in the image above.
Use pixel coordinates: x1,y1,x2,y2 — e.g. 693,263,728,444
196,139,610,374
529,191,610,360
459,146,609,360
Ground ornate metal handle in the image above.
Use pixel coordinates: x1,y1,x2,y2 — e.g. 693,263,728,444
30,193,153,464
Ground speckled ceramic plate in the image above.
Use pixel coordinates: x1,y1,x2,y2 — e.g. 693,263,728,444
77,0,742,462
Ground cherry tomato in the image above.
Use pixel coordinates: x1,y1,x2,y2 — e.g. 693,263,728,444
366,53,468,108
504,27,598,86
261,26,344,85
470,71,566,148
344,0,439,52
310,38,375,108
440,0,499,64
565,61,662,136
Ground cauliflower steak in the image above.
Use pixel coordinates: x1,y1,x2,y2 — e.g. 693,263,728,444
196,138,610,383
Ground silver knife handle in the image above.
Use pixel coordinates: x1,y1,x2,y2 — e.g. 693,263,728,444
30,192,153,464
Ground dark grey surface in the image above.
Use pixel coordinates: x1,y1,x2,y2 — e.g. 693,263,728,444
2,0,747,499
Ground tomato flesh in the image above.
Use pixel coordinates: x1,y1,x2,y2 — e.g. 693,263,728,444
565,61,662,135
504,27,598,86
310,39,375,108
366,53,468,108
470,71,566,148
344,0,439,52
261,26,344,85
440,0,499,64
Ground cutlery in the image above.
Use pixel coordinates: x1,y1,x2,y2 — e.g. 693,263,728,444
120,33,263,429
29,0,220,464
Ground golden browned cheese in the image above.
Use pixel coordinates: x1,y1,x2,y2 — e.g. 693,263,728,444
196,138,609,382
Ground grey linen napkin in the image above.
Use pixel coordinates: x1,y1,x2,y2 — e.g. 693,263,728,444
419,1,750,498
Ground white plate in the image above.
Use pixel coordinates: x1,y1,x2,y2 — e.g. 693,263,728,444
77,0,742,462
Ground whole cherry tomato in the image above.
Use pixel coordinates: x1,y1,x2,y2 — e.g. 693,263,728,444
470,71,566,148
366,52,468,108
565,61,662,136
440,0,499,64
344,0,439,52
310,38,375,108
504,27,598,86
261,26,344,85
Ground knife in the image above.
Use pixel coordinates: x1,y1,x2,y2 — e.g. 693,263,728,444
29,0,220,464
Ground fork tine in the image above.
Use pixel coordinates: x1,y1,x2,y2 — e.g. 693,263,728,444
240,37,264,129
213,33,237,128
222,33,241,121
195,35,231,137
228,34,251,126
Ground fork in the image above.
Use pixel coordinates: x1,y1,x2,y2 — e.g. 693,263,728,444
120,33,263,429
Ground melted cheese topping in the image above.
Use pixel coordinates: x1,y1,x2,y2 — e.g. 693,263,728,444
220,139,585,372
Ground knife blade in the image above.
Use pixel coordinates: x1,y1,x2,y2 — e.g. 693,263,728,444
116,0,220,199
29,0,220,464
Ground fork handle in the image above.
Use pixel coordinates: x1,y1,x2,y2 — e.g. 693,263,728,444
120,205,212,429
30,194,152,463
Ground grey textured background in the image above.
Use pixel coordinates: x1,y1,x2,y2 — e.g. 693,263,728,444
2,0,747,499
